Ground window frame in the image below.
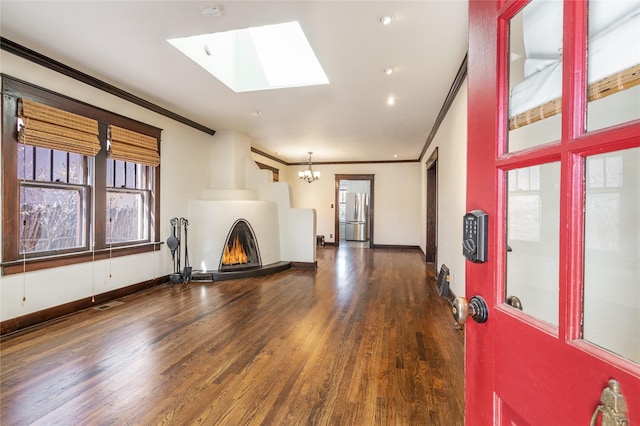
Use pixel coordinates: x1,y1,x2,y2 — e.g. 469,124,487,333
1,75,161,274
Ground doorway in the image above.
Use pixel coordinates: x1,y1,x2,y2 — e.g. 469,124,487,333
425,148,438,263
334,174,374,248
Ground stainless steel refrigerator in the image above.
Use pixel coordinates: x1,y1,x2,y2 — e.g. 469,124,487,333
345,193,368,241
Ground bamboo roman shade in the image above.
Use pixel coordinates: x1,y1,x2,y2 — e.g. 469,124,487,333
108,125,160,167
18,98,101,156
509,63,640,130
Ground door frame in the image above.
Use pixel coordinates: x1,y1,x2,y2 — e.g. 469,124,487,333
425,148,438,264
334,174,375,247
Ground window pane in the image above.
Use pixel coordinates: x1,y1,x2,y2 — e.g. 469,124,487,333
68,153,85,184
35,147,51,181
18,145,34,180
507,0,563,152
583,148,639,363
125,162,135,188
107,158,115,187
506,163,561,326
107,191,148,244
135,164,149,189
586,0,640,132
114,160,125,188
20,185,85,254
52,150,67,182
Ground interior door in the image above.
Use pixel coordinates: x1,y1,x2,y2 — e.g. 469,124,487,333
464,0,640,424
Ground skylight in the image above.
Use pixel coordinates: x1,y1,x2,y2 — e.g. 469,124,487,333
168,21,329,93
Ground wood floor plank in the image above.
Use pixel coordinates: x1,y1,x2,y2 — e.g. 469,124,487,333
0,247,464,425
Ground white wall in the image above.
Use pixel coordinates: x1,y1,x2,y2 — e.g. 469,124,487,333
0,51,215,321
285,162,422,246
421,80,468,298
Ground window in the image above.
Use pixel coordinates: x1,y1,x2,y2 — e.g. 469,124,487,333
18,145,89,255
106,160,151,244
1,75,161,274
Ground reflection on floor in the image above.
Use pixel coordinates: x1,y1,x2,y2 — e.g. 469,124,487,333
340,240,369,248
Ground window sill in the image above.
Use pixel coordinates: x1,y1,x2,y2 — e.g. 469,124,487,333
1,242,163,276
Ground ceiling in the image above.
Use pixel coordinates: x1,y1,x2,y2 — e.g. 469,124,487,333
0,1,468,164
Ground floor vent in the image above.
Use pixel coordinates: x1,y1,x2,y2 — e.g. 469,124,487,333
92,301,124,311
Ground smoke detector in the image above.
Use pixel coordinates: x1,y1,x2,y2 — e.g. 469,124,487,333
201,6,223,17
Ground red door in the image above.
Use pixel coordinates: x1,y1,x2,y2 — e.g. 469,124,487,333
465,0,640,424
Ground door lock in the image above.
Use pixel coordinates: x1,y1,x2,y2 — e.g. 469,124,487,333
590,379,629,426
452,295,488,325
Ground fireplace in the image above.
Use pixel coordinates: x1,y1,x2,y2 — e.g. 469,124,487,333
187,130,317,281
219,219,261,271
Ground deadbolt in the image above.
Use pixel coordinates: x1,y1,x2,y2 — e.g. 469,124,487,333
452,295,488,325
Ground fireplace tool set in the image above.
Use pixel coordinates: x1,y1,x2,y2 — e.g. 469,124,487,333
167,217,192,286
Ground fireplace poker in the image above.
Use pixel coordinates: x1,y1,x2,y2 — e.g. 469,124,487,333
181,218,192,286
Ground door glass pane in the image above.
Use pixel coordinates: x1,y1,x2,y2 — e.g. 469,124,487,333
586,0,640,132
506,163,561,326
508,0,563,152
583,148,639,363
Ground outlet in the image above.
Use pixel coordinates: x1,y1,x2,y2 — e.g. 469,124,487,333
330,233,333,238
331,204,334,208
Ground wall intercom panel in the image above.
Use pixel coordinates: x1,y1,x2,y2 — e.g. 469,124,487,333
463,210,488,263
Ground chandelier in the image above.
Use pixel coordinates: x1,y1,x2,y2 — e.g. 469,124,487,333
298,152,321,183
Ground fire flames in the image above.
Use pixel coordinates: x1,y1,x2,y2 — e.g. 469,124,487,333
222,235,248,265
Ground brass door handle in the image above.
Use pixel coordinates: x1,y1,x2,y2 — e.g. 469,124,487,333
590,379,629,426
452,295,488,325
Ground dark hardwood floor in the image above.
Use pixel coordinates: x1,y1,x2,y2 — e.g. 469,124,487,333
0,247,464,425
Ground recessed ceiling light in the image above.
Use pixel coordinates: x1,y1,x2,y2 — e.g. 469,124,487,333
379,15,394,25
387,96,395,106
383,67,393,75
393,154,398,158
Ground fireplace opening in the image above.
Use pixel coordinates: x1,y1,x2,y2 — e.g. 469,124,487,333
219,219,261,272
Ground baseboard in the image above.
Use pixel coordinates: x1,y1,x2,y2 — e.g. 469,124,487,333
0,275,169,337
370,244,421,251
291,260,318,270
